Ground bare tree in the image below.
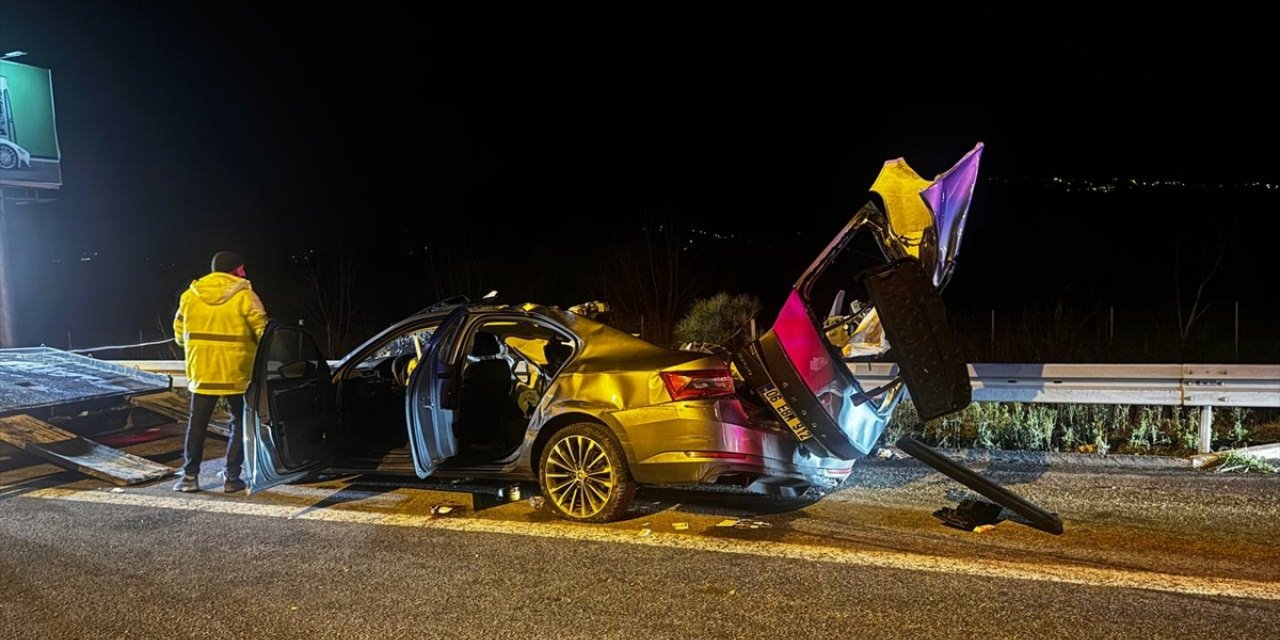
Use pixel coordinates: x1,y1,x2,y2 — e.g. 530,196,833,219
155,314,181,359
1174,234,1228,346
587,221,696,345
421,239,491,303
296,249,359,355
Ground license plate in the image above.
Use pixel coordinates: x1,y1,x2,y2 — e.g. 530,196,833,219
758,383,813,441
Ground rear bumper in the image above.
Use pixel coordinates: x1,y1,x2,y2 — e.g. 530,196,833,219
611,399,854,491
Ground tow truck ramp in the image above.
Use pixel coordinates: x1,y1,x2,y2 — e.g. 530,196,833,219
0,348,178,485
0,414,175,485
130,391,231,438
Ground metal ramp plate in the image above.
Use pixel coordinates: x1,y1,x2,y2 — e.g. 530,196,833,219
0,347,171,415
130,391,231,438
0,414,176,485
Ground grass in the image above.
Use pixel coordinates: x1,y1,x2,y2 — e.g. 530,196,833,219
889,401,1279,455
1212,451,1278,474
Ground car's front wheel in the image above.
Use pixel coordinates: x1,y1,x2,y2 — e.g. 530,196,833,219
538,422,635,523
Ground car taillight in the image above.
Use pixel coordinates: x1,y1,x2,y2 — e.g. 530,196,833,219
661,369,735,401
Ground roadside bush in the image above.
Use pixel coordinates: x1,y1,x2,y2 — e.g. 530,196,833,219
674,292,761,356
887,401,1278,455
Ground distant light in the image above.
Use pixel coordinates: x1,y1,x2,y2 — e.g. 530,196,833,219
0,51,27,60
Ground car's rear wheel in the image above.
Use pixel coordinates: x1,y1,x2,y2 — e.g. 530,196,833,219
538,422,635,523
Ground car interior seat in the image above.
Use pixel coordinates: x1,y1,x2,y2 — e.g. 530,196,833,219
459,332,524,452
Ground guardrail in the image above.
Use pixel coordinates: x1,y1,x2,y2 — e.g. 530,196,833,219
112,360,1280,454
844,363,1280,408
848,363,1280,453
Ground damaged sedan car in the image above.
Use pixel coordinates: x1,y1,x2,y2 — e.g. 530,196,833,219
244,142,1059,531
245,299,852,523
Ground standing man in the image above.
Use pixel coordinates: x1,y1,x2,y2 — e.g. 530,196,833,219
172,251,268,492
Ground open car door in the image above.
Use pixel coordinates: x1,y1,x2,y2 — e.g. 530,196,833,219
244,325,338,493
405,308,467,479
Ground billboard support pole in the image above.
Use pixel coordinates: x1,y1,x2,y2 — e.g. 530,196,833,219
0,55,62,347
0,192,14,347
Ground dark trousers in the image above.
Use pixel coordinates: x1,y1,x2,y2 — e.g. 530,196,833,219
182,393,245,479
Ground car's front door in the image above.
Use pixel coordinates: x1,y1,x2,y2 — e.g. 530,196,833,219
404,308,467,478
244,325,338,493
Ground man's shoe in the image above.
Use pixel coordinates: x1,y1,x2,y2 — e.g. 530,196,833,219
223,477,246,493
172,476,200,492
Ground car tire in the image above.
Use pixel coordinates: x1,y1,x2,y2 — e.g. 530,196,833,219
0,146,17,170
538,422,636,523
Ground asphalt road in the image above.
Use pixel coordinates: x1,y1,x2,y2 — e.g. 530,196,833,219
2,423,1278,639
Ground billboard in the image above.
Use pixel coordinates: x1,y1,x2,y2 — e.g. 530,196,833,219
0,59,61,189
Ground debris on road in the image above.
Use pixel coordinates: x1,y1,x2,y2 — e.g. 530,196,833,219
638,528,652,537
932,498,1003,532
714,518,772,529
431,503,459,516
672,522,689,531
900,436,1064,535
1192,443,1280,470
109,487,125,493
1211,451,1278,474
972,524,997,534
874,447,907,460
499,483,522,501
528,496,546,510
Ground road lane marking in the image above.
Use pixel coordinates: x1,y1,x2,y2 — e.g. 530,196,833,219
18,486,1280,602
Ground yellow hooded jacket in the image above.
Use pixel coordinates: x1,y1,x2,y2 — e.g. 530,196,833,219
173,272,268,395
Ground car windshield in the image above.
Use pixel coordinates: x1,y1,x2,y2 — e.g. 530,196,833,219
374,327,436,359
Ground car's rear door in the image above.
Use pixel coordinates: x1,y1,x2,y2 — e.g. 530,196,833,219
244,325,338,492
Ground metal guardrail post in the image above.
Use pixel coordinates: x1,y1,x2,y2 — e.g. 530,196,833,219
1198,406,1213,454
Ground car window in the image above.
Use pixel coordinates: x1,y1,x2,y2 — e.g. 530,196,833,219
371,327,436,360
465,318,575,415
348,325,439,378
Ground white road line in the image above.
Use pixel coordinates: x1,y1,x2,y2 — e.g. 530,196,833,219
18,487,1280,602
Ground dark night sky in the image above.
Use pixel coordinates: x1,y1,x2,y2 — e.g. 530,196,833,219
1,2,1277,357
